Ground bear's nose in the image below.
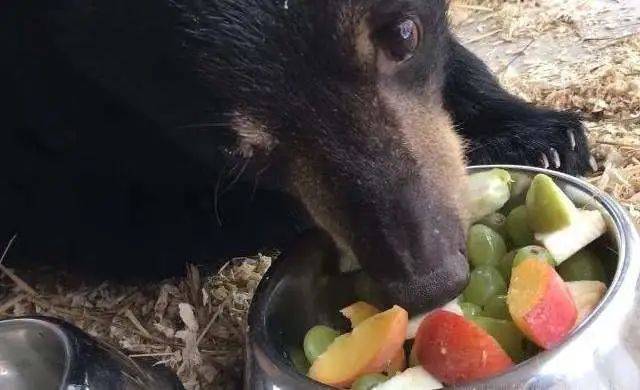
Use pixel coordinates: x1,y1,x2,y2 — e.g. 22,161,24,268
355,179,470,314
380,247,469,315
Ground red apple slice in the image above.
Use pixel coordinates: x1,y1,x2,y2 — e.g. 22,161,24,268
414,310,513,384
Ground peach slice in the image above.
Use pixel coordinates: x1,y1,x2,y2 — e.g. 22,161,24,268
308,305,408,388
340,301,380,328
385,348,406,376
507,259,577,349
340,301,406,375
414,310,513,384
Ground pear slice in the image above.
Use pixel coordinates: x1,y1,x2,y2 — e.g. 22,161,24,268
535,209,606,263
526,174,578,233
373,366,442,390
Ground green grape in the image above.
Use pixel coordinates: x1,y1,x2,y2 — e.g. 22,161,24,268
478,213,508,237
303,325,340,363
498,251,516,281
460,302,482,317
557,249,606,282
467,225,507,268
482,295,510,320
506,206,534,247
352,374,388,390
463,266,507,306
471,317,526,362
526,174,577,233
512,246,556,269
288,346,310,374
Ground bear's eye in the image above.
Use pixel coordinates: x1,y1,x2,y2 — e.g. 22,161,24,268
377,18,420,63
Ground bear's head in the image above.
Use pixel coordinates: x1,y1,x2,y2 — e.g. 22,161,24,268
182,0,469,312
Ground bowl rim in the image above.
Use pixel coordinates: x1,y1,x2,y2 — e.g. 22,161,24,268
247,164,637,388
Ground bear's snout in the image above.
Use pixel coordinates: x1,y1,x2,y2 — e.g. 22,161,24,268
353,177,470,314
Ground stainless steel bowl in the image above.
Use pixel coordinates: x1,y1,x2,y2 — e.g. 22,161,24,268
0,316,184,390
245,165,640,389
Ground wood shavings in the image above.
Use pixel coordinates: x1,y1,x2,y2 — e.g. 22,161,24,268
179,303,199,333
125,309,154,340
0,294,26,314
464,28,503,44
0,255,272,389
457,0,640,227
0,265,38,297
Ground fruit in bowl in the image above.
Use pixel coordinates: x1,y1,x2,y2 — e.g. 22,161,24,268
293,170,610,388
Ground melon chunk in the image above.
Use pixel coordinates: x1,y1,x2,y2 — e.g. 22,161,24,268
535,209,606,263
308,306,408,388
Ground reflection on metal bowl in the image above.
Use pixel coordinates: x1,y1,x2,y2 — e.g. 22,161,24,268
0,316,184,390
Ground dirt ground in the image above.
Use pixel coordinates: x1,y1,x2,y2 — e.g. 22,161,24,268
1,1,639,389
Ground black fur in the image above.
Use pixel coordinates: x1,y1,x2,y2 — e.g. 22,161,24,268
2,0,589,310
444,38,590,174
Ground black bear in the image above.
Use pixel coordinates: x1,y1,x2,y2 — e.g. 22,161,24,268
1,0,590,312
